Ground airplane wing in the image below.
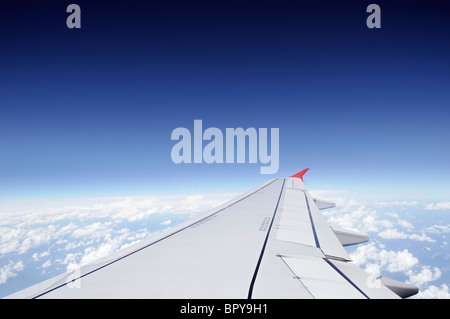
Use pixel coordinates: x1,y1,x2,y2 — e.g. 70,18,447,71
5,169,418,299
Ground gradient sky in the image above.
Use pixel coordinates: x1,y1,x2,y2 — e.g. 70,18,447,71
1,0,449,202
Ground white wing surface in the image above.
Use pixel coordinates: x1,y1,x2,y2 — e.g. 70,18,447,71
6,169,418,299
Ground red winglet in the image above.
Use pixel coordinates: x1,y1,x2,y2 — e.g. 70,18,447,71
290,168,309,181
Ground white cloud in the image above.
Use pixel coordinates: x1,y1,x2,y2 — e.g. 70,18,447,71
78,244,116,267
350,242,450,298
18,226,56,254
71,222,112,239
40,251,50,258
0,193,232,227
423,225,450,234
67,231,132,271
350,242,418,273
0,227,24,254
414,284,450,299
308,190,361,211
378,228,408,239
378,229,435,242
62,253,82,273
41,260,52,269
375,201,418,207
0,260,24,285
407,267,450,299
425,201,450,210
324,205,392,233
161,220,171,225
408,233,435,242
0,193,231,259
363,263,381,278
397,219,414,230
382,249,419,273
406,266,441,287
62,226,148,273
324,201,434,244
31,251,51,262
124,228,150,242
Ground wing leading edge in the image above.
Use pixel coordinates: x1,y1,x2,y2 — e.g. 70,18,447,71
6,170,418,299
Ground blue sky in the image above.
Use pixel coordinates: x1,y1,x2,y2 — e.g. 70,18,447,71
1,0,449,202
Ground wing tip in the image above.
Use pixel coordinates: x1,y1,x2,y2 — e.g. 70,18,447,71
289,168,309,180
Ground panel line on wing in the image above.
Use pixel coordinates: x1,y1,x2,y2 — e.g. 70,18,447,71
323,258,370,299
305,192,320,249
278,254,315,298
247,178,286,299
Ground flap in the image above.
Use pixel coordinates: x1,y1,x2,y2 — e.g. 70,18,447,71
331,226,369,246
379,276,419,298
313,198,336,210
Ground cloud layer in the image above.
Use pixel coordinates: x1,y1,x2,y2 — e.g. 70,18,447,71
311,189,450,299
0,193,233,296
1,191,448,298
